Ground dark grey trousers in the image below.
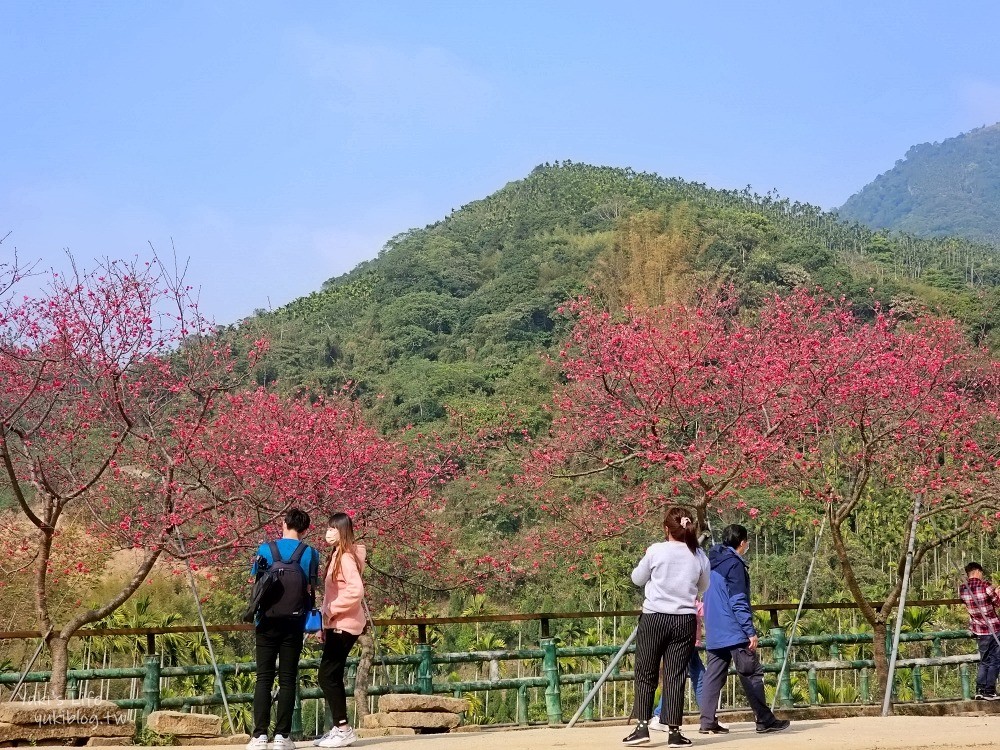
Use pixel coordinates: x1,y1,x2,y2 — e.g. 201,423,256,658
699,645,777,729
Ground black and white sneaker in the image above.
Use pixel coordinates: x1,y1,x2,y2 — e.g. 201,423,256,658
698,722,729,734
667,729,692,747
756,719,791,733
622,722,651,745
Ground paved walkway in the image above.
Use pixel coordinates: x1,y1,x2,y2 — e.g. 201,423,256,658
156,715,998,750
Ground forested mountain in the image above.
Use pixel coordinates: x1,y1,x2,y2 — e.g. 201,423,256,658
838,123,1000,246
240,162,1000,435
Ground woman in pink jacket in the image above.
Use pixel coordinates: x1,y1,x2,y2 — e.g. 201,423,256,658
315,513,367,749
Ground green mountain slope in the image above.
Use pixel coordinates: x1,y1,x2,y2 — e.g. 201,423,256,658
838,123,1000,245
241,162,1000,433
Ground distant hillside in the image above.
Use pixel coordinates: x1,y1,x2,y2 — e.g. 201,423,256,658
237,162,1000,433
839,124,1000,247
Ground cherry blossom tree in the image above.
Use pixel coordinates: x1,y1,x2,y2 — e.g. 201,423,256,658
517,292,810,554
187,388,459,595
521,288,1000,698
769,291,1000,698
0,257,454,696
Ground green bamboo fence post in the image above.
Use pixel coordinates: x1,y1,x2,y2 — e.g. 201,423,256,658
912,666,923,703
517,683,528,725
770,627,793,708
960,664,971,700
807,668,818,705
582,680,594,722
142,655,161,721
540,637,562,725
416,644,434,695
860,668,870,704
66,677,78,700
292,684,303,739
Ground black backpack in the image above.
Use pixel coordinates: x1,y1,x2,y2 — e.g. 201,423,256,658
242,541,311,622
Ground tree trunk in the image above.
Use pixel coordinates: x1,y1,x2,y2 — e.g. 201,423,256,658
47,634,70,699
353,632,374,719
871,620,890,712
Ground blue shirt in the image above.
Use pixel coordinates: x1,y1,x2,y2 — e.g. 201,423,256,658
251,538,319,586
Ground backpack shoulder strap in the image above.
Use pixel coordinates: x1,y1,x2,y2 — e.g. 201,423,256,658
289,542,308,565
268,540,286,564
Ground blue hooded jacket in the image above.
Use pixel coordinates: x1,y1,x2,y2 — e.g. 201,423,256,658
703,543,756,650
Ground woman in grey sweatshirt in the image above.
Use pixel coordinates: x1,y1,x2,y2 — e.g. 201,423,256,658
622,506,710,748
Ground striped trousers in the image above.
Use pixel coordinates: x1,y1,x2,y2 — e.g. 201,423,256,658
632,612,696,727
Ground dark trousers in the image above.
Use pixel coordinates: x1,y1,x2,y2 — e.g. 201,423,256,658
318,629,360,724
253,618,305,738
632,613,696,727
977,635,1000,695
700,644,777,729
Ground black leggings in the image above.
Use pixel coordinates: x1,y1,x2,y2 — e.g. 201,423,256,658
318,629,359,724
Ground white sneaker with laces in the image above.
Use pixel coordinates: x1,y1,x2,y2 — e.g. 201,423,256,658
648,717,669,732
246,735,268,750
271,734,296,750
312,730,335,747
318,725,356,748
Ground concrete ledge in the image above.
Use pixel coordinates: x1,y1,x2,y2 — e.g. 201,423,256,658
147,711,222,737
378,695,470,714
0,699,127,725
362,711,461,729
0,718,133,744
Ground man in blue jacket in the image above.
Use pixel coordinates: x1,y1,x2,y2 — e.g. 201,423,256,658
700,524,790,735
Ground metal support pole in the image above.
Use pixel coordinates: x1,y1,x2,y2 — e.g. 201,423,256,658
882,493,921,716
565,625,638,729
771,512,827,711
7,629,52,701
175,529,235,733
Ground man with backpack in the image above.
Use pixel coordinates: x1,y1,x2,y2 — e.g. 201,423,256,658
248,508,320,750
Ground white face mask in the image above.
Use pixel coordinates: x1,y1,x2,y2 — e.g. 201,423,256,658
325,527,340,545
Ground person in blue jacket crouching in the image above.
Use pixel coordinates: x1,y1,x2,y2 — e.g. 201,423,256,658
700,524,790,735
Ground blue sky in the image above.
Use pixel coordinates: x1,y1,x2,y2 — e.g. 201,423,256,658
4,1,1000,324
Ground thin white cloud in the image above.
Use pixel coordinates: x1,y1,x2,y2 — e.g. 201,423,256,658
286,29,495,141
2,181,396,325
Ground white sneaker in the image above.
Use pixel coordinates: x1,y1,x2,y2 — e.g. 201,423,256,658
246,736,268,750
648,717,669,732
318,725,356,748
311,730,335,747
271,734,296,750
